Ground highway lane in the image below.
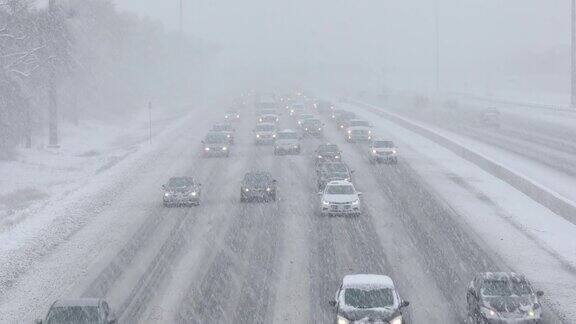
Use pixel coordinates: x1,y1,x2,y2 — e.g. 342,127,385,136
4,96,567,323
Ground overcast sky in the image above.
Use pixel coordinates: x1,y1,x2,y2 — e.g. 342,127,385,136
112,0,570,97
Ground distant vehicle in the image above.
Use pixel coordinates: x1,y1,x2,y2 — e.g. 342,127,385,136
481,107,500,128
211,123,235,144
317,100,335,114
36,298,117,324
330,274,409,324
240,171,277,202
330,108,346,120
224,110,240,120
257,108,279,117
467,272,543,324
369,140,398,164
315,144,342,164
301,118,324,137
289,103,306,117
202,132,230,157
254,123,277,145
274,129,301,155
162,177,201,207
335,111,357,130
297,114,314,126
258,113,279,125
346,128,372,142
316,162,353,190
319,180,361,216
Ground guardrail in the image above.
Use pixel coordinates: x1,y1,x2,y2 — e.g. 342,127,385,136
350,99,576,225
444,92,573,112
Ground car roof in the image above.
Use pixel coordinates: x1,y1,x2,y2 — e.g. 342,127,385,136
342,274,395,289
326,180,353,186
278,129,297,134
52,298,103,307
478,272,526,282
261,113,278,117
256,122,276,127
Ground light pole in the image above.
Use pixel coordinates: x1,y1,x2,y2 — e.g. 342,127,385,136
434,0,440,93
179,0,183,35
48,0,59,148
570,0,576,109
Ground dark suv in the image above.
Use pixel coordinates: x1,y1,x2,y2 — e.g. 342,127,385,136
315,144,342,164
316,162,353,190
36,298,117,324
162,177,202,207
467,272,544,324
240,171,277,202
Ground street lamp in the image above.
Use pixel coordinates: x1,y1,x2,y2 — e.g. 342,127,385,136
571,0,576,109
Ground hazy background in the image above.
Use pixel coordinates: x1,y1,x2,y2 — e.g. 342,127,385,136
115,0,570,103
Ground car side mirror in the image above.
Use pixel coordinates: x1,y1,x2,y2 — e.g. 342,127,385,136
35,319,43,324
162,185,166,190
198,183,202,187
351,170,355,173
468,288,477,298
357,192,363,196
536,291,544,297
272,179,277,183
201,140,205,144
317,192,323,196
401,300,410,308
329,300,337,307
108,319,117,324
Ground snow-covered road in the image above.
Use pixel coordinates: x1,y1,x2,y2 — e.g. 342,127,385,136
0,97,569,323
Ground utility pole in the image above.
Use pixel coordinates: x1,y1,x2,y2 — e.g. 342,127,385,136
570,0,576,109
179,0,183,35
148,101,152,144
434,0,440,93
48,0,59,148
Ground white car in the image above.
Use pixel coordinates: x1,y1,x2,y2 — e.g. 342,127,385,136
258,113,279,125
369,139,398,164
254,123,277,145
274,129,301,155
319,180,361,216
345,119,372,142
330,274,410,324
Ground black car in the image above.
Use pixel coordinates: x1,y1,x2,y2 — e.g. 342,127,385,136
316,162,353,190
301,118,324,137
315,144,342,164
317,100,335,114
240,171,277,202
36,298,117,324
162,177,201,207
331,274,409,324
467,272,544,324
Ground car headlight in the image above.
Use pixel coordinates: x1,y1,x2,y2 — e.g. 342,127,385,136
245,188,250,192
272,134,276,138
205,147,210,151
351,199,359,206
368,130,372,134
392,149,397,154
340,125,344,129
256,134,260,138
225,115,229,119
227,134,230,138
344,177,350,182
318,128,322,131
294,145,299,148
481,306,498,319
298,121,302,125
336,315,349,324
322,200,330,205
222,147,227,151
389,315,402,324
372,149,377,154
335,155,340,159
305,128,308,131
259,118,263,122
266,187,271,192
190,192,197,196
236,114,240,118
318,155,323,159
164,192,171,197
347,130,351,134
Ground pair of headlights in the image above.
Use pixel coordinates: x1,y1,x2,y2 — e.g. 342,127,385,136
337,315,401,324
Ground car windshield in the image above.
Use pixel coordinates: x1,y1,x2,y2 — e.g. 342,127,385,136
350,120,369,127
300,115,313,119
321,164,348,173
482,279,532,297
344,288,394,309
204,134,228,143
303,119,321,126
326,185,355,195
244,173,271,185
277,132,298,140
213,125,232,132
168,178,192,187
256,125,275,131
373,141,394,148
319,145,339,152
46,306,101,324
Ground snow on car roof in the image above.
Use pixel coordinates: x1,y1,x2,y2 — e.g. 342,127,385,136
480,272,526,281
326,180,353,186
343,274,395,289
278,129,297,134
53,298,102,307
